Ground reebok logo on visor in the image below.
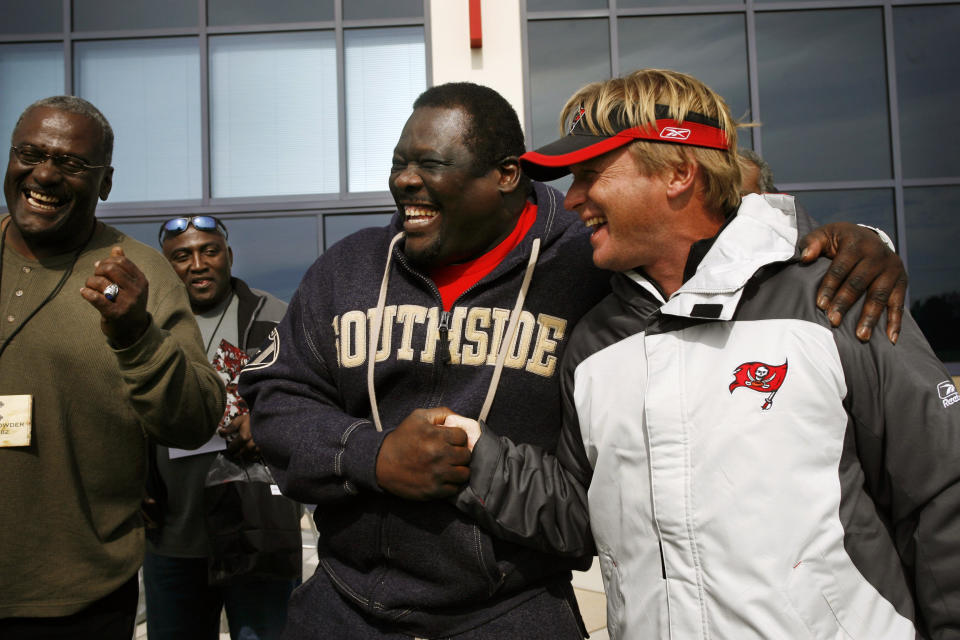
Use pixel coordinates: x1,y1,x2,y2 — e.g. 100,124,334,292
660,127,691,140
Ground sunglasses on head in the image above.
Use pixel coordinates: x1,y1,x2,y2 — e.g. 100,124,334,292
158,216,228,245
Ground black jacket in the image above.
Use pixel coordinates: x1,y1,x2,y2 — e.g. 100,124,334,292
232,277,288,356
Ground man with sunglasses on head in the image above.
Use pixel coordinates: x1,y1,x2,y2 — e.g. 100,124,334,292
145,215,294,640
0,96,225,639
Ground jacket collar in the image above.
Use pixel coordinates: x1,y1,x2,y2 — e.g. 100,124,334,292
624,194,800,320
231,276,265,350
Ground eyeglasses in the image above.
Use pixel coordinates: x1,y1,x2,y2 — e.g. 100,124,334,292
158,216,229,245
10,145,108,175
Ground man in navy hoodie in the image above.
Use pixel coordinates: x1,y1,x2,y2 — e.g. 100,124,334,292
239,82,906,639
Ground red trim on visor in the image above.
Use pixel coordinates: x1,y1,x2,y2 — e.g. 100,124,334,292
522,118,729,168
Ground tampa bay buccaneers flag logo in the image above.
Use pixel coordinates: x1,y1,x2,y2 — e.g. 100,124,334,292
729,360,788,410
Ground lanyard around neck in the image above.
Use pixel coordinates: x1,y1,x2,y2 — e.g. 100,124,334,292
0,220,97,361
203,295,233,355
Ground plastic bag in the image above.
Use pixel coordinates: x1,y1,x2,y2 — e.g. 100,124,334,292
203,453,302,586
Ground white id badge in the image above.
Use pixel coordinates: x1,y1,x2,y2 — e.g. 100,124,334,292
0,395,32,447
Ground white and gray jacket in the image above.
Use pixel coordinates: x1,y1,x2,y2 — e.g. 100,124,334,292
459,194,960,639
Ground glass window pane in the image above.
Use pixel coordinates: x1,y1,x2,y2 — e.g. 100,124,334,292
905,186,960,363
0,0,61,34
73,0,196,31
109,220,157,247
621,0,735,7
226,216,319,302
791,189,896,246
208,0,333,27
324,212,394,249
618,14,750,147
1,43,64,184
344,0,423,21
756,9,890,183
894,5,960,180
74,38,202,202
527,0,607,10
528,18,611,148
210,32,339,198
345,27,426,193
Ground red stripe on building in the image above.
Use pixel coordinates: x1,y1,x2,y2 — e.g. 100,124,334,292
469,0,482,48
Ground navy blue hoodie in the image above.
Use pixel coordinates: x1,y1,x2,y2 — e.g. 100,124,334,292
239,182,611,637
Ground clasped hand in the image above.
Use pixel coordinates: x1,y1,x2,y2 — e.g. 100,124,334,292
375,408,481,500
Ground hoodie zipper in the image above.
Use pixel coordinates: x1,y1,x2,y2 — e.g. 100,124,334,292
429,273,514,405
389,230,539,411
391,251,454,408
438,310,452,366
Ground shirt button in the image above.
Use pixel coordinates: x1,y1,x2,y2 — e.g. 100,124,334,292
6,315,14,323
22,266,31,273
15,289,24,297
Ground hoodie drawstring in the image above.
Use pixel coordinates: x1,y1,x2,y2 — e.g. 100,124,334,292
366,234,542,432
478,238,540,423
368,231,405,432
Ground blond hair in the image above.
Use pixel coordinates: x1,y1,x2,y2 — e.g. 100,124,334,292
560,68,741,214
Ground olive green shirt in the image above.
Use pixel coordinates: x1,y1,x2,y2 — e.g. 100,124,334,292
0,219,225,618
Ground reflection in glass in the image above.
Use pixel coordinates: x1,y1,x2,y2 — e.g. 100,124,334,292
618,14,751,147
527,0,606,10
756,9,890,183
73,0,196,31
0,44,64,184
209,32,338,198
894,5,960,179
74,38,202,202
325,213,395,250
208,0,333,27
344,0,423,20
345,28,426,193
905,186,960,363
528,18,610,153
0,0,61,34
791,189,895,245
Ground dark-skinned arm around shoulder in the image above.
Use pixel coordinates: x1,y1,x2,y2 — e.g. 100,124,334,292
797,202,907,344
